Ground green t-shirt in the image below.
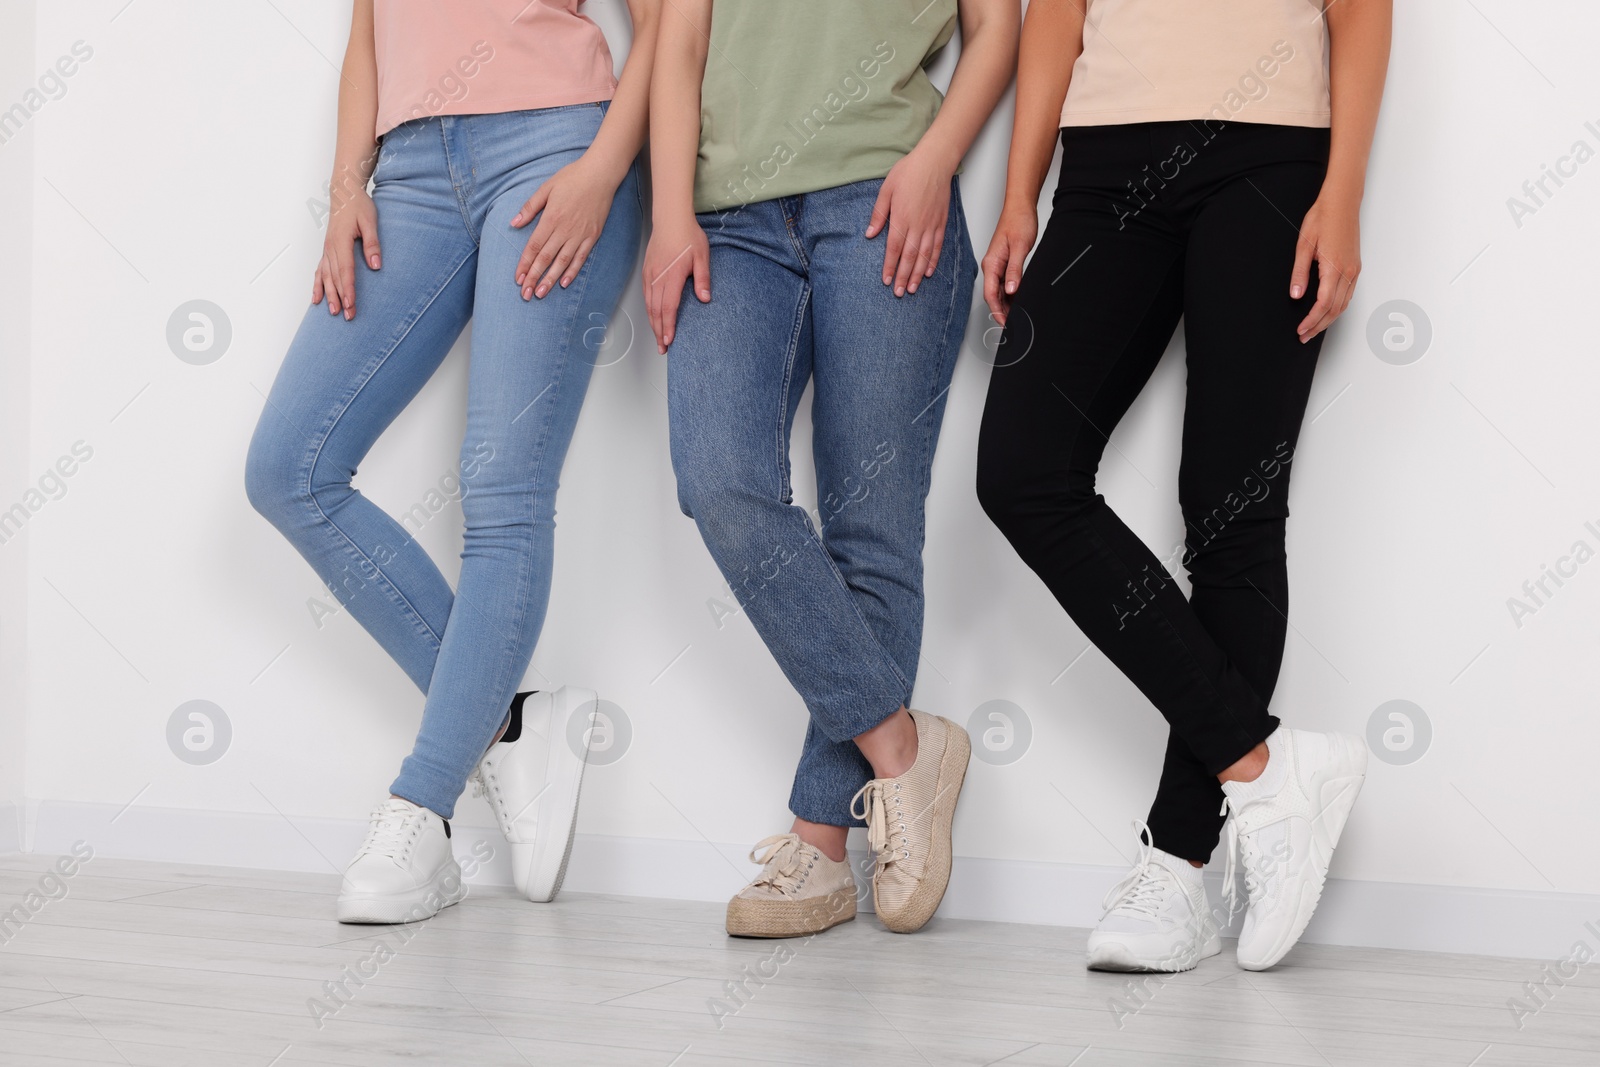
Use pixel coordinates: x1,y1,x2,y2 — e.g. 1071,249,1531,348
693,0,959,213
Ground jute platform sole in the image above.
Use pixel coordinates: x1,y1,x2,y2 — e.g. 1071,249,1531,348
726,887,858,938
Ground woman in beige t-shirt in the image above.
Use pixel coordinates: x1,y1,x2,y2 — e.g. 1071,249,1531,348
976,0,1392,973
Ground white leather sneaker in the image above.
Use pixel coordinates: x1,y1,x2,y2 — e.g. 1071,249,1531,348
1086,822,1220,972
337,797,466,924
1220,727,1368,970
471,687,593,902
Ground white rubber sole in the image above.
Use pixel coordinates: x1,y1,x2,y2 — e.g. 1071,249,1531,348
1087,931,1221,973
1237,732,1368,970
337,869,467,925
517,687,593,904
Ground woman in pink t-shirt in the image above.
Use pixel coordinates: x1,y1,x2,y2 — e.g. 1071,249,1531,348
245,0,657,924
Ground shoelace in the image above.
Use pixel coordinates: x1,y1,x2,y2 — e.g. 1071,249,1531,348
850,780,910,871
1100,819,1178,921
1218,795,1267,923
747,834,811,894
354,798,422,862
468,766,497,806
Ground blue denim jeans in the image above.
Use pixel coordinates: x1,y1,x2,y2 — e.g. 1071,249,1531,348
246,105,641,819
668,177,976,826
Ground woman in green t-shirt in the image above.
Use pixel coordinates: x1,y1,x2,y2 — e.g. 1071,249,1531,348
644,0,1018,939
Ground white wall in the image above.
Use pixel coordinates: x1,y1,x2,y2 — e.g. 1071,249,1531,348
0,0,37,852
8,0,1600,954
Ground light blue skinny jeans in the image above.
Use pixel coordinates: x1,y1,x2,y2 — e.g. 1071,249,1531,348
246,105,641,819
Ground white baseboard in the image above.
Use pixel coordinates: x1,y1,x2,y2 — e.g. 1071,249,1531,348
0,802,21,854
25,799,1594,962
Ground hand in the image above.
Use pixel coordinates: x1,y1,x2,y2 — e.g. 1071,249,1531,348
643,214,711,354
1291,192,1362,343
981,201,1038,326
512,158,620,300
312,188,380,321
866,148,955,297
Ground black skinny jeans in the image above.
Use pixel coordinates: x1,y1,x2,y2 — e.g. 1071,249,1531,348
977,121,1331,862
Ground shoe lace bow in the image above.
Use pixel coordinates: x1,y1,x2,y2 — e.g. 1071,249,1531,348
747,834,810,894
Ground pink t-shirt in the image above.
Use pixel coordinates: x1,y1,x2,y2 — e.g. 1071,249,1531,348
373,0,617,138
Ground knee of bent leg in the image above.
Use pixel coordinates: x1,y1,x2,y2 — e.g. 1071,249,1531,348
244,417,338,532
243,422,304,526
673,463,741,528
671,459,771,559
976,436,1096,537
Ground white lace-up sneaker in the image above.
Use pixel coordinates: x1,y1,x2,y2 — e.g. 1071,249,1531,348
337,797,466,924
850,710,971,934
470,687,593,902
1086,821,1219,972
726,833,857,937
1220,727,1368,970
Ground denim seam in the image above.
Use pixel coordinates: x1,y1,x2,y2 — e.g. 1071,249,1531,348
440,120,479,243
896,185,973,668
773,281,810,504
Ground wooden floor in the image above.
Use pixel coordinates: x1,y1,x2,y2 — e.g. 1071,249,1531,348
0,853,1594,1066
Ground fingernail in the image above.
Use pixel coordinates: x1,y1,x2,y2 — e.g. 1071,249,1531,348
883,275,892,285
1291,286,1303,298
699,289,710,300
370,256,380,269
908,284,918,294
895,286,905,297
1006,282,1016,294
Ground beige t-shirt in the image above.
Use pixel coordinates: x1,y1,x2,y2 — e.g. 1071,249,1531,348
1060,0,1330,128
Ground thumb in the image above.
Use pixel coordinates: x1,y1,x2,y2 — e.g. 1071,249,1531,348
513,183,551,228
359,214,382,270
864,182,893,239
1289,234,1314,300
692,245,712,303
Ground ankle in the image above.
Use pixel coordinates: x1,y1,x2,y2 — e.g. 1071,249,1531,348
791,817,848,863
1218,741,1269,784
854,706,918,779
